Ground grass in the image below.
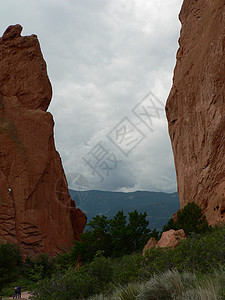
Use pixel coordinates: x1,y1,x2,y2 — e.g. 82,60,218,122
89,269,225,300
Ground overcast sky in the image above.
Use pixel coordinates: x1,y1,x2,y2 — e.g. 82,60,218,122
1,0,182,193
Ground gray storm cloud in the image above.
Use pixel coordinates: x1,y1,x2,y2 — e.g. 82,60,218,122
1,0,182,192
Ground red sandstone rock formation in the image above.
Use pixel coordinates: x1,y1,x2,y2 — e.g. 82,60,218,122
142,237,157,256
143,229,186,255
0,25,86,257
166,0,225,225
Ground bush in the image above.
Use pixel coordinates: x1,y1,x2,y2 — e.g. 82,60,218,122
172,226,225,273
88,254,113,284
26,226,225,299
0,243,22,291
33,269,99,300
20,253,55,283
144,226,225,274
32,255,114,299
112,253,145,285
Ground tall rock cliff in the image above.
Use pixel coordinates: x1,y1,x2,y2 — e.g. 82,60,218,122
166,0,225,225
0,25,86,256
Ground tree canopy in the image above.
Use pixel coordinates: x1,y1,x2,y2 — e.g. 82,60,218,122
162,202,209,235
71,209,158,262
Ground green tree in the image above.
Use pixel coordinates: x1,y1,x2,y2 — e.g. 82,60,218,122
127,210,151,251
162,202,209,235
88,215,110,236
71,209,155,261
0,243,22,291
71,215,112,262
110,210,128,256
149,228,159,241
110,210,155,256
87,214,112,257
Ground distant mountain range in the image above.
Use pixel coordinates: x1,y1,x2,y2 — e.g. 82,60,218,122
69,190,180,231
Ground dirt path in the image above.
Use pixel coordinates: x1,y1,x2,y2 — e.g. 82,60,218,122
3,291,32,300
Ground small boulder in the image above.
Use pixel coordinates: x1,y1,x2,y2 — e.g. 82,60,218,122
157,229,186,248
143,229,186,255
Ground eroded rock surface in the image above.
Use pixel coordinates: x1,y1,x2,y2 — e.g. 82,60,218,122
166,0,225,225
0,25,86,256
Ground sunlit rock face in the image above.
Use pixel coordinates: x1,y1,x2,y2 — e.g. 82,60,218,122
166,0,225,225
0,25,86,256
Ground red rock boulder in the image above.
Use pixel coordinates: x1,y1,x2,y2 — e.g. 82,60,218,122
143,229,186,255
0,25,86,257
156,229,186,248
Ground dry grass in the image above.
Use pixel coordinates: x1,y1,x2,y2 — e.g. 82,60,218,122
89,269,225,300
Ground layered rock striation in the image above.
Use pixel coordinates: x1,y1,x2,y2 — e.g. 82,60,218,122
166,0,225,225
0,25,86,256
